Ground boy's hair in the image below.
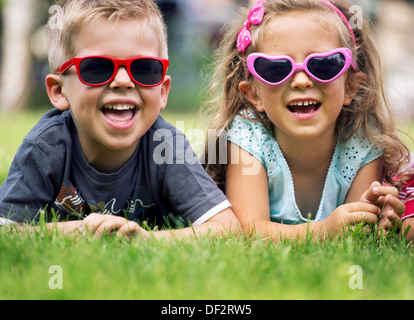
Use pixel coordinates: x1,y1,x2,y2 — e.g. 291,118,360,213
203,0,410,189
47,0,168,73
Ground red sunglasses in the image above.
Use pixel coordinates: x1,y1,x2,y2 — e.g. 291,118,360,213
57,55,169,87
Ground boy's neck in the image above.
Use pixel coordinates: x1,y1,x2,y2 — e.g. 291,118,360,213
78,137,139,174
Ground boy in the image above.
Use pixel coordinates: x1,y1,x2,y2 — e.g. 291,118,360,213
0,0,240,238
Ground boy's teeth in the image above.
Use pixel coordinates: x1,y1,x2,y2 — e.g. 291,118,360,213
102,104,136,124
104,104,135,110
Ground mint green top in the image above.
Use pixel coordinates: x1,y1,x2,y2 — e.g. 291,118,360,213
227,114,383,225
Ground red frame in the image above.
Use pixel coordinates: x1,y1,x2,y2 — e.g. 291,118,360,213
57,55,169,87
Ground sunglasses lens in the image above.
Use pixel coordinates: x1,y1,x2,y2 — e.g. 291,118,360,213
254,57,292,84
79,57,115,85
131,59,164,86
308,53,346,81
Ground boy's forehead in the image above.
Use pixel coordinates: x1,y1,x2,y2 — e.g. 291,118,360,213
72,18,163,57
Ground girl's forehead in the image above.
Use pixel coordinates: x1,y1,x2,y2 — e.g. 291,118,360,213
256,10,342,55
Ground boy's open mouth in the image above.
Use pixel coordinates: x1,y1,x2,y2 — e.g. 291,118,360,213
101,104,137,124
287,100,321,116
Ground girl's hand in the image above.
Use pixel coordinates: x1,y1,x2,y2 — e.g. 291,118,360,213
80,213,149,239
360,181,405,235
323,202,380,237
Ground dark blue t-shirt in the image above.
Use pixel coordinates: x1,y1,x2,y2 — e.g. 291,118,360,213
0,109,229,225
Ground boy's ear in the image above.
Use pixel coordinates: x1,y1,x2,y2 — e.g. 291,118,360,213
159,75,172,111
45,74,70,111
238,80,264,112
344,72,367,106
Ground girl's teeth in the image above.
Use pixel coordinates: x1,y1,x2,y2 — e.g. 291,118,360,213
287,100,320,115
288,101,319,107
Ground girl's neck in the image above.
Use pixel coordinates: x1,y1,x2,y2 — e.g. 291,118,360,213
275,127,338,218
275,126,338,173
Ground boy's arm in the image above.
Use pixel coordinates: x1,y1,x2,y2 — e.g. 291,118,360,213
148,126,239,235
0,140,62,223
73,208,240,239
6,220,83,235
145,207,240,239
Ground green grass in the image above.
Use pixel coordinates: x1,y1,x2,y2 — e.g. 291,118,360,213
0,226,412,300
0,109,413,300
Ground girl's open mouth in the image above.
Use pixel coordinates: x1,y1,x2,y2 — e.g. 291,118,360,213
287,100,321,118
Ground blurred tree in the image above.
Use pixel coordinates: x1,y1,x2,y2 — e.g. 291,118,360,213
0,0,41,111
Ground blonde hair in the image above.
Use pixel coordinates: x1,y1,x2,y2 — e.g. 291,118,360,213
203,0,410,189
47,0,168,73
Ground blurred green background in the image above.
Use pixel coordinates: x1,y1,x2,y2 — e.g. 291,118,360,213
0,0,413,121
0,0,249,113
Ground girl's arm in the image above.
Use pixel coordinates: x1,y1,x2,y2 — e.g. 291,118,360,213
225,142,271,234
225,144,379,242
348,159,406,234
345,158,381,203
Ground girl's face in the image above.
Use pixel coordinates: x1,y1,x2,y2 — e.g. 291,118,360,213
240,11,356,143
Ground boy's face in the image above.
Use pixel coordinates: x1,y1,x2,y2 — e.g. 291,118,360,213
52,18,171,171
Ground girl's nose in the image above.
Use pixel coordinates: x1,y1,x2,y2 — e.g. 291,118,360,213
109,66,135,89
290,70,313,90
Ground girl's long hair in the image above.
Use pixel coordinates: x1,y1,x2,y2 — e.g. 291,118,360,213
202,0,411,191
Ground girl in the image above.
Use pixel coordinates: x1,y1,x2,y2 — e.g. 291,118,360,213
204,0,411,241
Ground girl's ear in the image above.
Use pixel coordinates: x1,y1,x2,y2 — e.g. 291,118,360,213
238,80,265,112
344,72,367,106
45,74,70,111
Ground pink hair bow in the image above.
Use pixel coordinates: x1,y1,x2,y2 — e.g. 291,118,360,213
237,0,266,52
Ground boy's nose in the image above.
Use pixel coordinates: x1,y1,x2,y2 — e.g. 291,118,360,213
290,70,313,90
110,66,135,89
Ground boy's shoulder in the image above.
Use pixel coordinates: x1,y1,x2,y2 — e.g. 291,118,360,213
17,109,75,169
24,108,74,144
144,115,187,147
147,115,182,136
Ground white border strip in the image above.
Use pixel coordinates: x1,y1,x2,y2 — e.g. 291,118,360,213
402,213,414,221
192,200,231,226
0,217,17,226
